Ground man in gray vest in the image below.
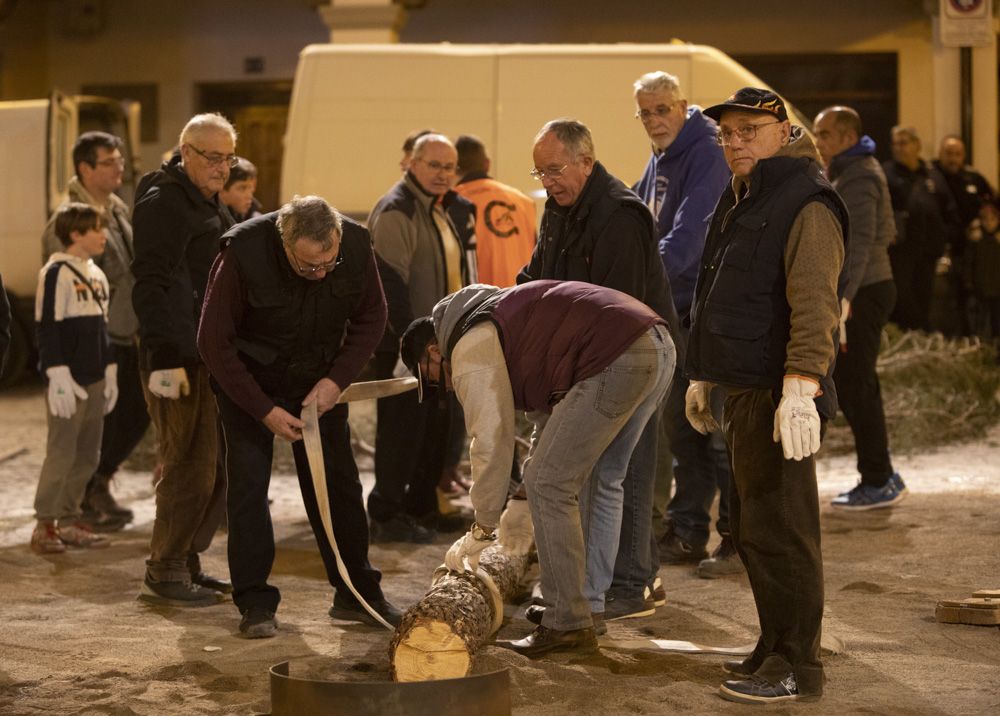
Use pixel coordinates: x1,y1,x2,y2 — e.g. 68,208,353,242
42,131,145,531
687,88,846,704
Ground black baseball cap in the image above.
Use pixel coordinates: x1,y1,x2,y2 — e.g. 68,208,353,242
704,87,789,123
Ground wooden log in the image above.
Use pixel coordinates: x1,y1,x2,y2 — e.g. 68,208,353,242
389,544,530,682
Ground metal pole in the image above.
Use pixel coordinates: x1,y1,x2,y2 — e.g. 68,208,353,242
960,46,973,156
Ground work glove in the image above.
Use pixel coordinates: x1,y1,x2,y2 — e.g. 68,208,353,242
444,526,494,573
839,298,850,351
103,363,119,415
773,375,822,461
46,366,88,419
685,380,719,435
148,367,190,400
497,499,534,556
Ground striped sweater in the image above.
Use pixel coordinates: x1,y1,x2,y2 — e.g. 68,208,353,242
35,253,111,385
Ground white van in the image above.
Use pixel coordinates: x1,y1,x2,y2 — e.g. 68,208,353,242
281,42,805,218
0,92,140,385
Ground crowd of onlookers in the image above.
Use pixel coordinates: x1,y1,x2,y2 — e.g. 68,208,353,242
0,69,995,705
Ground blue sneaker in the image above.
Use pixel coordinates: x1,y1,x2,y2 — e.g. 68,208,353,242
889,472,907,495
831,480,906,511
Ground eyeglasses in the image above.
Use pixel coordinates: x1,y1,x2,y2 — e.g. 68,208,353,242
186,144,239,168
417,158,457,174
716,121,781,146
94,157,126,169
287,246,343,276
635,103,678,123
529,164,569,181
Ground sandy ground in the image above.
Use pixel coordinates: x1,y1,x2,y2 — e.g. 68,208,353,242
1,380,999,715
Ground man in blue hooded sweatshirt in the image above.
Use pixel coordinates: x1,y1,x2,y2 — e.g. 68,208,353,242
631,71,737,575
813,105,906,510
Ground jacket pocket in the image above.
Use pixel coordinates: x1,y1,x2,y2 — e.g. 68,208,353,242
703,308,771,382
723,214,766,271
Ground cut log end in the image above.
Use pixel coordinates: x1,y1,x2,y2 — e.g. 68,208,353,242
392,619,471,682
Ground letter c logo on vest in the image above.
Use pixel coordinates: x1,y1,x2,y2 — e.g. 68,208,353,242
484,200,520,239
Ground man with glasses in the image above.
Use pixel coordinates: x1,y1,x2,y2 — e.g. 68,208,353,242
630,72,739,579
41,131,144,533
687,88,846,703
132,113,237,606
517,118,679,626
367,133,477,543
198,195,400,638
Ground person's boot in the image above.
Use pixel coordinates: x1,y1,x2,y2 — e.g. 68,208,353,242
85,473,134,523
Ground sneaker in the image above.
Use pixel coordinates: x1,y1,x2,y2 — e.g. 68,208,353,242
719,673,800,704
139,575,221,607
191,572,233,594
239,608,278,639
698,535,744,578
328,592,403,627
369,514,435,544
31,522,66,554
658,524,708,565
604,593,656,621
78,509,129,533
644,576,666,607
890,472,907,495
831,480,906,511
524,605,607,636
57,521,110,549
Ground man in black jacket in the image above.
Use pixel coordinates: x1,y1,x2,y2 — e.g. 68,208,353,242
518,119,678,625
132,113,236,606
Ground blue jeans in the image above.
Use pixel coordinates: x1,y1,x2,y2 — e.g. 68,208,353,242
663,371,732,546
524,326,676,629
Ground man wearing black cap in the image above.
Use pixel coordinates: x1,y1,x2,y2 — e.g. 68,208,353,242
686,88,847,704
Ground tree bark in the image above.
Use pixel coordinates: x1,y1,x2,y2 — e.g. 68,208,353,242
389,544,530,682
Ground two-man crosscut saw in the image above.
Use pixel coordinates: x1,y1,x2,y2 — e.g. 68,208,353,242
302,377,418,630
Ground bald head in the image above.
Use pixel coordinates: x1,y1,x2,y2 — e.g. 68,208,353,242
812,105,862,166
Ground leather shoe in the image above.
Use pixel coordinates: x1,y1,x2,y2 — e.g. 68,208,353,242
722,659,755,677
502,625,598,658
191,571,233,594
329,592,403,627
524,605,606,636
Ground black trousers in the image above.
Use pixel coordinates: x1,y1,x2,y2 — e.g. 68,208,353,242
96,342,150,477
217,391,383,614
835,280,896,488
889,245,937,331
367,350,450,523
723,388,824,697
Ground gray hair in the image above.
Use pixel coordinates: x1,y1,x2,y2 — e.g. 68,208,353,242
633,71,684,100
891,125,920,144
179,112,237,147
277,195,342,250
534,119,595,160
412,133,455,161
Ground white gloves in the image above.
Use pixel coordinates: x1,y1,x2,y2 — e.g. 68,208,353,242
444,528,493,573
148,368,190,400
685,380,720,435
773,376,822,461
103,364,119,415
497,499,534,556
839,298,850,350
46,366,88,419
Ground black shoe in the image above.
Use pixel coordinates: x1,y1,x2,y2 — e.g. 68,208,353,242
191,571,233,594
432,510,474,534
328,592,403,627
85,473,134,522
719,673,800,704
239,608,278,639
657,525,708,565
138,575,221,607
524,605,607,636
78,509,128,533
604,593,656,621
502,625,598,658
369,515,435,544
722,659,755,677
698,535,744,578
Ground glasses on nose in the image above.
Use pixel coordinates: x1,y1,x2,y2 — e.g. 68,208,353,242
288,248,343,276
418,159,457,174
95,157,126,169
186,144,239,168
635,103,677,123
529,164,569,181
716,121,781,146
